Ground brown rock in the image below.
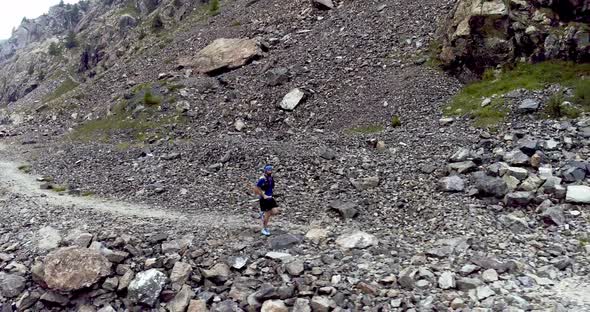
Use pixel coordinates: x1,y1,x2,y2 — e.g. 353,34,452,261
42,247,111,291
187,299,208,312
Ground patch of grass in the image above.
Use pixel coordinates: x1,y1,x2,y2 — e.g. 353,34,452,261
81,191,95,197
543,92,581,119
209,0,220,16
391,115,401,127
473,99,508,127
346,124,384,134
44,77,79,103
18,165,32,173
572,79,590,109
118,1,140,17
52,185,67,193
143,90,162,106
445,61,590,126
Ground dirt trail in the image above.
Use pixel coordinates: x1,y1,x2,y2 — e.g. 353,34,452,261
0,143,253,229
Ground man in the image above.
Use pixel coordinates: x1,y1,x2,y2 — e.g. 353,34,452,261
254,165,279,236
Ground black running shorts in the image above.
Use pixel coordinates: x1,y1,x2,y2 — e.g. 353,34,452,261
260,198,278,212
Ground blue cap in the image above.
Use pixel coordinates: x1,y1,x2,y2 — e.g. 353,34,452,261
264,165,273,172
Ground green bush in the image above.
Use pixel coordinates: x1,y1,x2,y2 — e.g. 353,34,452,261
391,115,401,127
209,0,220,15
65,31,78,49
572,79,590,109
48,42,62,56
143,90,162,106
544,92,580,119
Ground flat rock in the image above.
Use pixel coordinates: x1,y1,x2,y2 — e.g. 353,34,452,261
261,299,288,312
37,226,62,251
270,234,303,250
305,228,329,244
438,176,465,192
447,161,476,174
167,284,194,312
472,172,509,198
350,176,380,190
280,88,305,111
312,0,335,9
504,191,533,207
201,263,230,284
328,200,359,219
42,247,111,291
518,98,540,113
170,262,192,291
566,185,590,204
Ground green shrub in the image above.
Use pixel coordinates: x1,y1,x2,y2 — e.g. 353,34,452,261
572,79,590,109
48,42,62,56
64,31,78,49
18,165,32,173
391,115,401,127
209,0,220,15
544,92,581,119
143,90,162,106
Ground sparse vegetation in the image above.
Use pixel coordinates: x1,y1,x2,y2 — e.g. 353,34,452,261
81,191,95,197
445,61,590,127
143,90,162,106
573,79,590,109
18,165,32,173
44,77,79,103
64,31,78,49
346,124,384,134
543,92,580,119
151,14,164,32
48,42,62,56
52,185,67,193
391,115,401,127
209,0,220,16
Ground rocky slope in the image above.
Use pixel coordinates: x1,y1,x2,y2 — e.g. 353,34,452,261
0,0,589,311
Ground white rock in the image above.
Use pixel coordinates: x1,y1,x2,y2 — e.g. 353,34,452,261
476,285,495,300
438,271,456,289
265,252,293,261
482,269,498,282
280,88,305,111
37,226,62,251
335,231,378,249
566,186,590,204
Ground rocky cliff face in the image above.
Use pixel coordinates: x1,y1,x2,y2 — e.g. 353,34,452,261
437,0,590,80
0,0,206,106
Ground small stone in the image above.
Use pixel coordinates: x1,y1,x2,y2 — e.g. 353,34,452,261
202,263,230,284
280,88,305,111
305,228,329,244
170,262,192,291
482,269,498,282
447,161,476,174
460,264,480,276
507,167,528,180
518,98,540,113
476,285,496,300
566,185,590,204
310,296,335,312
285,260,304,276
128,269,168,306
187,300,208,312
0,273,26,298
167,285,194,312
438,176,465,192
438,271,456,289
504,192,532,207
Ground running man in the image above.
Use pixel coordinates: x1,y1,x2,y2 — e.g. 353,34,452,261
254,165,279,236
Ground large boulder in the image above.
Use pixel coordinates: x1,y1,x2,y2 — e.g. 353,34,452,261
42,247,111,291
181,38,261,74
328,200,359,219
472,171,509,198
128,269,168,306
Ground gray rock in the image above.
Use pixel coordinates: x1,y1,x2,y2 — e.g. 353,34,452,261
261,299,288,312
519,175,543,191
280,88,305,111
438,176,465,192
312,0,335,9
228,256,248,270
438,271,456,290
293,298,312,312
426,245,454,258
285,260,304,276
270,234,303,250
37,226,62,251
482,269,498,282
504,192,532,207
460,264,480,276
328,200,359,219
541,206,565,226
565,185,590,204
456,277,483,290
450,147,471,162
553,256,573,270
265,67,289,86
184,38,262,74
517,137,539,156
128,269,168,306
518,99,540,113
39,291,68,306
504,150,530,166
0,272,26,298
503,174,520,191
447,161,477,174
476,285,495,300
398,267,418,290
506,167,528,180
472,172,509,198
350,176,380,190
501,213,530,233
102,277,118,291
335,231,378,249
